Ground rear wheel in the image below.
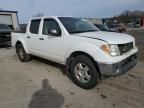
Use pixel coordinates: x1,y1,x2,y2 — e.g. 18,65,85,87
69,55,100,89
16,44,31,62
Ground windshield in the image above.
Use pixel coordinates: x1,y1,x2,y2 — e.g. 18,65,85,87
0,24,11,29
58,17,98,34
95,24,108,31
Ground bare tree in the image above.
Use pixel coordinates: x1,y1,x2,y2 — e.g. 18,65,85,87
107,10,144,24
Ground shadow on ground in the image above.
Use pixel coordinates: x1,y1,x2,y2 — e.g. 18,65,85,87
0,42,11,49
28,79,64,108
32,56,67,75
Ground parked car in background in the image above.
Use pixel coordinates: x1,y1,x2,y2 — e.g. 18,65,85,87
134,20,141,28
133,18,141,28
94,24,118,32
107,23,126,33
0,24,12,46
125,20,134,28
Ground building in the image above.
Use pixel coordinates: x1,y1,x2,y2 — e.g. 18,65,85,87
0,10,20,30
85,18,103,24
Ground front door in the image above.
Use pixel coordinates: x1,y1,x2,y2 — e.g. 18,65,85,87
39,18,64,63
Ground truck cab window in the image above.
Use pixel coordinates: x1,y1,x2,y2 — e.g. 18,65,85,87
30,19,40,34
43,19,61,36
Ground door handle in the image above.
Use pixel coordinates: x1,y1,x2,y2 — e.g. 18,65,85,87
39,37,44,40
27,36,31,38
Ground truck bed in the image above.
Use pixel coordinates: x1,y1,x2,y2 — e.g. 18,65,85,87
11,32,26,47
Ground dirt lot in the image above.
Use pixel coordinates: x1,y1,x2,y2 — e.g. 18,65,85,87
127,29,144,62
0,29,144,108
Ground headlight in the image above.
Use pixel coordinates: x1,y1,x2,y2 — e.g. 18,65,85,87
5,34,11,37
100,44,120,56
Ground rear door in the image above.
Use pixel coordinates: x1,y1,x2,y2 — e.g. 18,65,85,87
26,19,42,55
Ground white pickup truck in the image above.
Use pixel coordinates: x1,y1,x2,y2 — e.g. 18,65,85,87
12,16,138,89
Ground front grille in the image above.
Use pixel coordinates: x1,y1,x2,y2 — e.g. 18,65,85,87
118,42,133,54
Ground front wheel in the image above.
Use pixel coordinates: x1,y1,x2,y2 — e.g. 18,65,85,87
69,55,100,89
16,44,31,62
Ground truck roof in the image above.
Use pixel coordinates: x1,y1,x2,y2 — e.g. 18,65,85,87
30,16,73,20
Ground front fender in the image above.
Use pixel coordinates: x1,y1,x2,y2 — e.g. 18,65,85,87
64,43,110,64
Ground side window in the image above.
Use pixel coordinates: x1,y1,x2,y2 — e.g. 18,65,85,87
30,19,41,34
43,19,61,36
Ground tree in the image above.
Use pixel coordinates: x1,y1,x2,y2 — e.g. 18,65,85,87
107,10,144,24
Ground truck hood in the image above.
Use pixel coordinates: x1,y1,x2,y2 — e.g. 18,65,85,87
0,29,11,34
73,31,134,44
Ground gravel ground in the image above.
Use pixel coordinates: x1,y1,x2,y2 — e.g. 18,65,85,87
126,29,144,62
0,29,144,108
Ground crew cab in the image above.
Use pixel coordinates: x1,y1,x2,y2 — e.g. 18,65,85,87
11,16,138,89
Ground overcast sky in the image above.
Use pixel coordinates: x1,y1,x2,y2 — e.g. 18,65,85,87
0,0,144,23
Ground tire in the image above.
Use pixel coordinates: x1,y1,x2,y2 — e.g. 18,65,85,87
16,44,31,62
69,55,100,89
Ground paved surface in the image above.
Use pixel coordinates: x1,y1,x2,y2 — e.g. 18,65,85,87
0,30,144,108
126,27,144,31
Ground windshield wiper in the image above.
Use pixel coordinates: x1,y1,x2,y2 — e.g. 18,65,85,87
84,30,98,32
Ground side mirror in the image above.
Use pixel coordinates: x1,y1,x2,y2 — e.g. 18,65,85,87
48,29,60,36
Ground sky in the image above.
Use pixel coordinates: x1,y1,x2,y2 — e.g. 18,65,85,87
0,0,144,23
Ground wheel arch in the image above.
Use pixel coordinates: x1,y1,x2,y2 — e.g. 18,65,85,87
66,51,101,78
15,40,29,54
